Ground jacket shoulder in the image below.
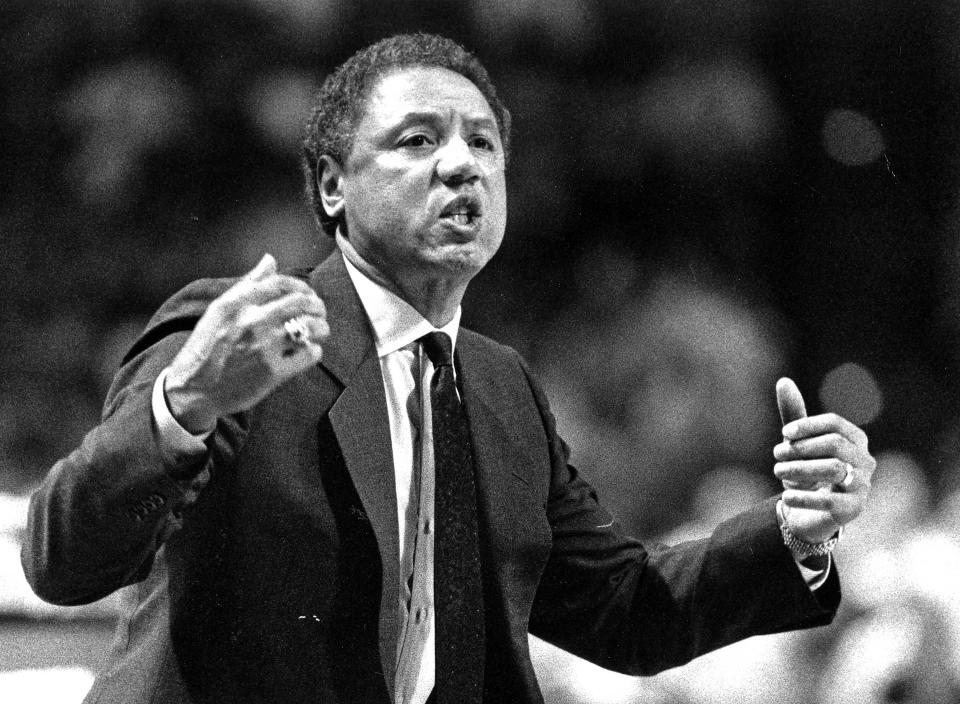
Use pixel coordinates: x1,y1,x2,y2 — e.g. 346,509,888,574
457,327,523,365
458,328,545,389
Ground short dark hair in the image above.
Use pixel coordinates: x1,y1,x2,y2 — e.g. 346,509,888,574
302,33,512,237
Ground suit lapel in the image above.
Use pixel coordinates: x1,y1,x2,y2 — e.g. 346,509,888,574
455,335,545,536
308,253,373,387
309,254,400,694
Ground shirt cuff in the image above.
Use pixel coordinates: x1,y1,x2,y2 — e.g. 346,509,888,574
796,555,831,590
152,367,212,464
776,499,832,591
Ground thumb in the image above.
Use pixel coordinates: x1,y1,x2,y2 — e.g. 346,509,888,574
244,253,277,281
776,377,807,427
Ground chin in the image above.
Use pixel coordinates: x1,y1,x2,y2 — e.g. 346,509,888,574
430,240,495,272
431,256,482,279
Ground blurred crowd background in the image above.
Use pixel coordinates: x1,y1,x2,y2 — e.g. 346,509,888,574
3,0,960,702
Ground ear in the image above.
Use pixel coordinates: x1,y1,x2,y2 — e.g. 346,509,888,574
318,155,345,220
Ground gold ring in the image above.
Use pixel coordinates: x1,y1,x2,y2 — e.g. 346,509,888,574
283,317,310,347
840,462,855,490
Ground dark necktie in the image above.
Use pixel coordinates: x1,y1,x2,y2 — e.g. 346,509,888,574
420,332,485,704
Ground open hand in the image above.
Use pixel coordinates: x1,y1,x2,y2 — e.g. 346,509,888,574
772,377,876,542
163,254,329,433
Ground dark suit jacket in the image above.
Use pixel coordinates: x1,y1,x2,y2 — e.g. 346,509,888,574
22,252,839,704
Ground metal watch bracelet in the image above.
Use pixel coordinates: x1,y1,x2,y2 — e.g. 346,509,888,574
776,499,842,557
780,523,841,557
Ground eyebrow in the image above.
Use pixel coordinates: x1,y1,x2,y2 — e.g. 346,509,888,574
395,110,498,132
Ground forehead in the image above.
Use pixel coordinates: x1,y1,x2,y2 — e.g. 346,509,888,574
359,66,497,130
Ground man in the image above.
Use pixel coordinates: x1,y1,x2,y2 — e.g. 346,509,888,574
22,33,875,704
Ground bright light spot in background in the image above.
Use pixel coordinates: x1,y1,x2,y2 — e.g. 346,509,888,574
822,108,885,166
903,532,960,615
0,668,94,704
836,451,930,612
831,530,960,683
818,362,883,425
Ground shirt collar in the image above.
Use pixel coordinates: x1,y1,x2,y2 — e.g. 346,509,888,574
337,237,460,358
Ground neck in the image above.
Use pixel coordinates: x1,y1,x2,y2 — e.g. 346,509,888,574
336,232,466,327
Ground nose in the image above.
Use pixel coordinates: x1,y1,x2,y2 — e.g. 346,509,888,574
435,136,480,184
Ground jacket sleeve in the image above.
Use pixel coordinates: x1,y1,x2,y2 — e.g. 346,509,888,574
522,358,840,676
21,277,247,606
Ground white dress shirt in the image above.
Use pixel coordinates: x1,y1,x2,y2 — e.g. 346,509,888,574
340,252,458,704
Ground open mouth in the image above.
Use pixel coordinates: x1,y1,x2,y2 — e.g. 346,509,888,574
439,195,481,226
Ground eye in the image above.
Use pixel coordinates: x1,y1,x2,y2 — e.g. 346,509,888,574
398,133,434,148
470,135,496,151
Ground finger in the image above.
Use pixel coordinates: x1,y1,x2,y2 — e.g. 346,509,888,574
243,253,278,282
275,316,330,353
774,458,851,485
782,487,861,522
781,412,868,446
776,377,807,427
773,433,859,463
301,314,329,343
273,322,325,367
257,312,328,348
224,274,319,309
278,337,325,364
253,292,327,330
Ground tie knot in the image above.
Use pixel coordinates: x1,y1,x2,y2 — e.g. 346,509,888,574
421,331,454,368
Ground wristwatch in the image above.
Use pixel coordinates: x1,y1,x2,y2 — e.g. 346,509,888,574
780,523,841,557
777,499,842,557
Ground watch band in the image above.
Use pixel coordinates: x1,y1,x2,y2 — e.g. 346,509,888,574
780,521,841,557
776,499,842,557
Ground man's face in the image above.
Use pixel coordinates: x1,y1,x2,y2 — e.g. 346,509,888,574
335,66,507,289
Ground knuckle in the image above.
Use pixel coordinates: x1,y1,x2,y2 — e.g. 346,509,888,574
235,306,260,329
827,433,844,452
280,275,310,292
289,291,313,308
211,290,241,315
303,294,325,313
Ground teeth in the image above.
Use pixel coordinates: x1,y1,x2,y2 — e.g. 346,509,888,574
445,212,471,225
